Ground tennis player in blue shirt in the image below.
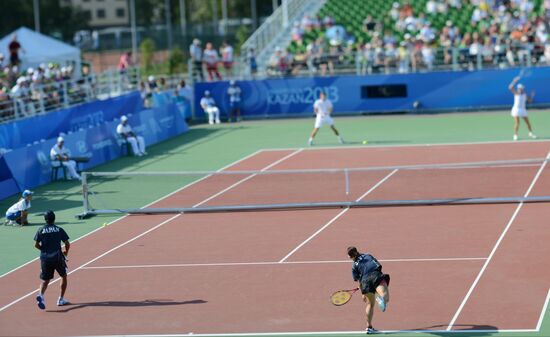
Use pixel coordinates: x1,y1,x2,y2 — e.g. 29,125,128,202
34,210,71,309
347,246,390,334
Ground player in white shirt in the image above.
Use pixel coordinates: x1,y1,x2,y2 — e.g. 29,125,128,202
4,189,33,226
50,137,81,180
308,91,344,146
200,91,221,124
508,76,536,141
117,115,147,156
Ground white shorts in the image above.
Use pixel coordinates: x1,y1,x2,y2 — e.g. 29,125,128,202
314,115,334,128
511,108,527,117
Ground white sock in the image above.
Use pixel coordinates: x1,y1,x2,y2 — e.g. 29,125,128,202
308,137,313,142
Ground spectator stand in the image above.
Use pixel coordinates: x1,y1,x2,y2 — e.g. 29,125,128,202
0,67,140,124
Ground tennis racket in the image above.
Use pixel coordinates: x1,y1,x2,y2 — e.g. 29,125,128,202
518,68,533,79
330,287,359,306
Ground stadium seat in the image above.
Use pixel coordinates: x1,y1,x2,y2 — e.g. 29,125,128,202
50,161,68,181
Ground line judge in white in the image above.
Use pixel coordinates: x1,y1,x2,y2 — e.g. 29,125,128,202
308,91,344,146
50,137,81,180
200,90,221,125
508,76,536,141
117,115,147,156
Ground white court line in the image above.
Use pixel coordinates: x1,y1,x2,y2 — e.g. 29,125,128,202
81,257,488,270
261,139,550,152
446,149,550,330
278,169,399,263
0,149,266,280
536,289,550,331
0,149,302,312
75,327,539,337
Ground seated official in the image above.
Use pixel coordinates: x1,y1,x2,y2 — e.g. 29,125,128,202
5,189,33,226
116,115,147,156
200,90,221,125
50,137,81,180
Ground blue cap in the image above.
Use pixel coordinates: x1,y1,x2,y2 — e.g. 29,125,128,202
22,190,33,197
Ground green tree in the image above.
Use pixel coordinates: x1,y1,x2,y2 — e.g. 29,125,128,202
168,47,185,74
235,24,252,50
0,0,89,41
140,38,156,72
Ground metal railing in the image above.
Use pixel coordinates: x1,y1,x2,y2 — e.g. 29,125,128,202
0,68,140,124
261,45,547,78
239,0,317,76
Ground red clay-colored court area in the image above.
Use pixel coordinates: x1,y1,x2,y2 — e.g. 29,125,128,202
1,142,550,336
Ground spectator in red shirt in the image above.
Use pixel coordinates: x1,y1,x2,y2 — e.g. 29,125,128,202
118,51,132,73
9,34,24,67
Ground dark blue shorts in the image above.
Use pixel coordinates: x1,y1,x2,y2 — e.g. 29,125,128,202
40,257,67,281
360,271,390,294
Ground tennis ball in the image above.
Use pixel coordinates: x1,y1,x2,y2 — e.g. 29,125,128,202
362,140,368,145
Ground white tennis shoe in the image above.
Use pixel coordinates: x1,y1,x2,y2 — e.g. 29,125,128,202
57,297,70,306
513,134,518,141
529,132,537,139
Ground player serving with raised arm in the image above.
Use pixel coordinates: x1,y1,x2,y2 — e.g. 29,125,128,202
308,91,344,146
347,246,390,334
508,75,536,141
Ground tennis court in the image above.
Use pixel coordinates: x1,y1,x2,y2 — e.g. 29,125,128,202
1,141,550,336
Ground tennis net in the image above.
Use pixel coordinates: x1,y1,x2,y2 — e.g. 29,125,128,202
77,158,550,218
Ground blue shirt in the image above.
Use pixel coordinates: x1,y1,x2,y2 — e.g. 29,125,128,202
34,224,69,261
351,253,382,282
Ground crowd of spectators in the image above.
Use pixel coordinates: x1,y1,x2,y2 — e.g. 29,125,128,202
0,34,89,121
268,0,550,77
189,39,235,81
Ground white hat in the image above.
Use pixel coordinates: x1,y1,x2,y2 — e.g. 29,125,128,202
517,84,525,89
57,136,64,143
16,77,26,84
148,75,155,82
121,115,128,122
229,80,236,85
26,68,34,74
204,90,211,96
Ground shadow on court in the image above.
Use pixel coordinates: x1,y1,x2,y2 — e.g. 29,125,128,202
391,324,499,336
47,298,207,313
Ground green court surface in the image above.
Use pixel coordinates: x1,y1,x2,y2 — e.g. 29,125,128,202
1,110,550,337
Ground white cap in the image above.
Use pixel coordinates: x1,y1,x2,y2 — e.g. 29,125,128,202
517,84,525,89
121,115,128,122
148,75,155,82
229,80,236,85
57,136,64,143
204,90,210,95
26,68,34,74
16,77,26,84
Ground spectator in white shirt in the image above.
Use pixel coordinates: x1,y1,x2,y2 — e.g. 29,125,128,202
220,42,234,77
203,42,222,81
4,189,33,226
308,91,344,146
189,39,204,81
200,91,221,125
116,115,147,156
50,137,81,180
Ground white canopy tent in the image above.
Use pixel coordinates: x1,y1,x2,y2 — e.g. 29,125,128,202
0,27,81,75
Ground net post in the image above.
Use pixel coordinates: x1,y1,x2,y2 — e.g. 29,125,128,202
76,172,93,219
344,168,350,196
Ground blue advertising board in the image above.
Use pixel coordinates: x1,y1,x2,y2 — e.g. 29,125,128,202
1,101,188,197
194,67,550,117
0,92,143,150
